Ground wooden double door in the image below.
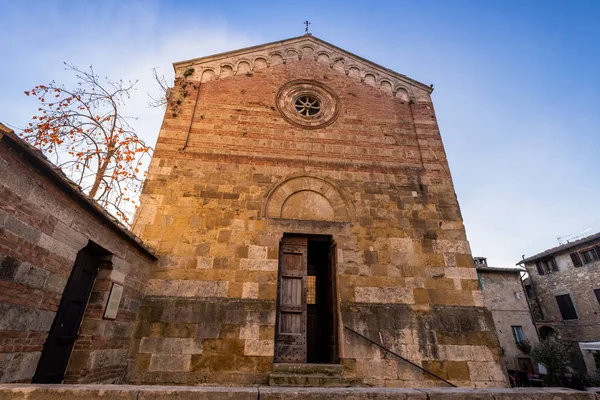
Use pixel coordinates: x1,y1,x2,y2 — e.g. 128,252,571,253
274,235,338,364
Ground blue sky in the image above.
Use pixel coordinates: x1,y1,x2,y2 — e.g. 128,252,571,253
1,0,599,267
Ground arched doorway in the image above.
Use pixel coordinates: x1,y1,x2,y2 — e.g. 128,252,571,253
538,325,557,340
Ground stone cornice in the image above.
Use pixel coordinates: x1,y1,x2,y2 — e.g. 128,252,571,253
172,35,433,101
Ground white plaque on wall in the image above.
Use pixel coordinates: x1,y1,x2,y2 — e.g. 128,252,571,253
103,283,124,320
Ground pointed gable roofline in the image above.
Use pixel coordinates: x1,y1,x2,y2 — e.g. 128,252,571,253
172,35,433,99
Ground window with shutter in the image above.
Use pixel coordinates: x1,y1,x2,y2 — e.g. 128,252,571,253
570,252,583,267
539,258,557,274
535,261,545,275
555,294,578,320
581,248,599,264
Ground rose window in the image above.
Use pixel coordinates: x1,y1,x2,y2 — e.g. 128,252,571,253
276,80,340,129
294,96,321,117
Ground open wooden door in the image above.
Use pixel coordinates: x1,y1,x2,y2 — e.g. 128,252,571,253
274,236,307,363
33,245,98,383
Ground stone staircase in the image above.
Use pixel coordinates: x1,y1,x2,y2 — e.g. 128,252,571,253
268,363,350,387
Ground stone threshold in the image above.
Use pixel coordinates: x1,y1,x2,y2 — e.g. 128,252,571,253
0,384,597,400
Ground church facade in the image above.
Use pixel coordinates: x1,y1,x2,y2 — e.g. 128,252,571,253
129,35,507,387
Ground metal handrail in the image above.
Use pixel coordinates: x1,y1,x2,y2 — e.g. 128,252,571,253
344,326,457,387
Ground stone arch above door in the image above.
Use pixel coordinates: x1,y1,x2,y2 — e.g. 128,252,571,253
264,176,350,222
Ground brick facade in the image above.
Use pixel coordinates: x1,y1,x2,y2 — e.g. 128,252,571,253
0,124,155,383
129,35,507,387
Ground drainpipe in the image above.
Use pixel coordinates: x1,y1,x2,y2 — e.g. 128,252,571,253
519,258,542,343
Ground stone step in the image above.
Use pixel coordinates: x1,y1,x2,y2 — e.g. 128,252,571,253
272,363,344,376
268,373,350,387
0,385,591,399
269,363,349,387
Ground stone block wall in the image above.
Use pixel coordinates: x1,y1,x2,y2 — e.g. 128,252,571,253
129,298,274,384
524,241,600,375
0,127,155,383
130,38,506,387
525,247,600,342
341,304,505,387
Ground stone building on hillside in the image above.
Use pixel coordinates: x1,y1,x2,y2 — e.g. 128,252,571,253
519,232,600,376
0,123,156,384
129,34,506,387
475,258,540,376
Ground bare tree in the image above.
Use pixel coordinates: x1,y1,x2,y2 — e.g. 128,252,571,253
148,66,197,120
21,63,152,224
147,67,171,108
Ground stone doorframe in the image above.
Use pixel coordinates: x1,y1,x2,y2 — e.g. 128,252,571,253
273,234,340,364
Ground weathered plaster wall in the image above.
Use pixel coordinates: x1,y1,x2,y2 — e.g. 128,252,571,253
130,41,506,387
478,270,539,372
0,132,155,383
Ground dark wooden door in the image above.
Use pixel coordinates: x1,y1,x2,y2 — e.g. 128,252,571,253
33,247,98,383
274,236,307,363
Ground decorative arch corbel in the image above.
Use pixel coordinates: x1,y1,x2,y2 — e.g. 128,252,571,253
330,57,344,68
285,48,301,61
219,63,235,78
200,68,216,82
378,79,394,94
236,59,252,74
315,51,330,64
263,175,353,222
269,52,285,66
253,56,269,70
300,45,315,58
393,85,411,101
362,72,377,86
347,65,361,79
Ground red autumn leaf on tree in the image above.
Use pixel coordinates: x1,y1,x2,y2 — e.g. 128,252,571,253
20,63,153,225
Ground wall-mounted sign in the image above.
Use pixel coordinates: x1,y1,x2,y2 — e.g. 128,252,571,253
103,283,124,320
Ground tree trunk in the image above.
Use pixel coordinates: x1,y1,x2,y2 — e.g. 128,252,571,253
89,148,114,199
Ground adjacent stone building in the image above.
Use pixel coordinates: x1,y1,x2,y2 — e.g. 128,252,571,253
519,232,600,376
0,123,156,383
129,34,507,387
475,258,540,376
